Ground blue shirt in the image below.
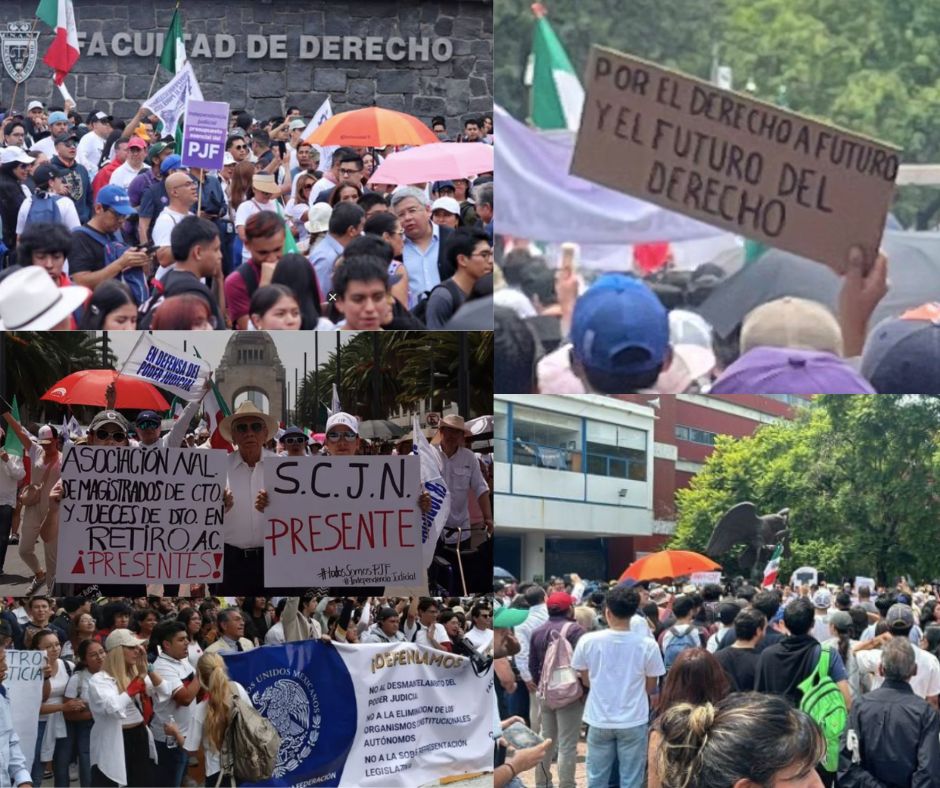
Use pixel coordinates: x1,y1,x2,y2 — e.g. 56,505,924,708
402,223,441,307
308,234,344,301
0,689,30,788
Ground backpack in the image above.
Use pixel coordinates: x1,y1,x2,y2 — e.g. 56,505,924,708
26,193,62,227
217,691,282,785
663,625,698,671
798,644,848,773
411,278,464,324
74,225,148,305
537,622,583,710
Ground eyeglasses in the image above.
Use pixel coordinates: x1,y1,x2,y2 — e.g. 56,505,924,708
137,421,160,430
95,429,126,441
235,421,265,434
283,436,306,445
326,431,357,442
338,167,362,177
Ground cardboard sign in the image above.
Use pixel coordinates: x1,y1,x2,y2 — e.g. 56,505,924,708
264,456,423,588
57,446,227,584
690,571,722,586
571,46,902,270
181,99,230,171
122,333,210,401
855,576,876,592
6,650,43,766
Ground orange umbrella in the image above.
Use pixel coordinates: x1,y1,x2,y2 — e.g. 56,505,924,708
619,550,721,583
305,107,439,147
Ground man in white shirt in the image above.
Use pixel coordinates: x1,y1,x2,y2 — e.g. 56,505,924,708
571,584,665,788
515,586,549,732
413,598,450,649
463,601,494,653
108,137,148,191
811,588,833,642
32,110,70,159
219,402,277,595
151,170,197,281
151,621,200,788
0,429,25,577
75,110,113,178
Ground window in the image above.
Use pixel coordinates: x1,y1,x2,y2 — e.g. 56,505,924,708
675,425,717,446
585,421,647,480
512,405,581,470
494,400,508,463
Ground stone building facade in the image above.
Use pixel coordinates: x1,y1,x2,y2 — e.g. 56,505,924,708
216,332,286,425
0,0,492,135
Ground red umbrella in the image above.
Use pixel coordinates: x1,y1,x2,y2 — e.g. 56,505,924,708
41,370,169,410
619,550,721,583
305,107,439,147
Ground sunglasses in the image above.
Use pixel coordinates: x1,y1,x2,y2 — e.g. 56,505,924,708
59,140,77,148
232,144,247,150
137,421,160,430
95,429,126,441
283,436,306,445
235,422,265,434
326,431,357,442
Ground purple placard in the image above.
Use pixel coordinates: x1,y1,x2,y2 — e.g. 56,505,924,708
181,99,230,170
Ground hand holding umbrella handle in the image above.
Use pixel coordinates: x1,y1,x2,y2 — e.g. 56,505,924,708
104,381,117,411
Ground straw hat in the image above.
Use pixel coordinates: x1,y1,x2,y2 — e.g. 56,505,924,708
219,401,278,442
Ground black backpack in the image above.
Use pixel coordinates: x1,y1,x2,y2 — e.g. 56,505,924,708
411,278,464,324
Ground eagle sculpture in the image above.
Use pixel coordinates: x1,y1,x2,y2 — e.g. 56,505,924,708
705,502,791,581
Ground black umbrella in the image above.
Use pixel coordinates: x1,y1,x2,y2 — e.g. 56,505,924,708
494,566,517,583
357,419,407,441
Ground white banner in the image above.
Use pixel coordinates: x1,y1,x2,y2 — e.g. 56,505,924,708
855,576,876,592
413,415,450,571
121,333,210,401
302,96,337,176
690,571,722,586
263,455,424,588
143,61,204,137
223,640,494,787
57,446,227,584
7,650,44,765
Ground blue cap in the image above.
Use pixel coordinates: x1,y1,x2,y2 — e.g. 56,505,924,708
281,425,306,439
571,274,669,376
96,184,137,215
433,180,455,192
160,154,183,175
135,410,161,424
48,111,68,125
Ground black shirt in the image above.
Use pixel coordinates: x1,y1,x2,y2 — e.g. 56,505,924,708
714,646,761,691
161,269,226,330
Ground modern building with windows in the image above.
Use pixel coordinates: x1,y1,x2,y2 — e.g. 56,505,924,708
494,394,805,582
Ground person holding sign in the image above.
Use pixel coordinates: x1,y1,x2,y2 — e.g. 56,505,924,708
0,642,32,788
0,428,25,579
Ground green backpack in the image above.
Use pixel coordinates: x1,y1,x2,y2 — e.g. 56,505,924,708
797,644,848,772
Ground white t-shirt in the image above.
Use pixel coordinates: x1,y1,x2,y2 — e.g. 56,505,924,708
40,659,71,722
630,614,652,639
415,623,450,649
464,626,493,654
857,643,940,700
811,613,831,642
109,161,147,191
76,131,106,177
185,681,250,778
571,628,665,729
234,198,279,262
16,193,81,235
151,206,191,281
150,653,196,741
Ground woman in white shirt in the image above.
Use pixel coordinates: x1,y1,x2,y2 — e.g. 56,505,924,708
171,652,250,786
64,638,106,788
87,628,171,787
31,629,80,787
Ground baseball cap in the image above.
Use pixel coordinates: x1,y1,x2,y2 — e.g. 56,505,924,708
886,603,916,630
305,203,332,235
135,410,161,426
145,141,169,164
741,297,843,356
325,412,358,434
547,592,574,612
63,597,86,614
829,610,854,630
431,197,461,216
96,184,137,215
54,132,78,145
91,110,113,123
494,607,529,628
37,425,57,445
32,163,66,189
126,136,147,150
433,180,455,193
104,628,146,651
89,410,129,432
289,118,306,131
861,304,940,394
281,425,306,440
376,606,398,622
47,111,68,125
223,151,236,166
571,274,669,377
0,146,34,166
160,154,183,175
811,589,832,610
27,100,44,112
711,347,875,394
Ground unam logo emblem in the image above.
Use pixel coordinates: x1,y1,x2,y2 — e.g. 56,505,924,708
49,387,67,398
250,670,320,778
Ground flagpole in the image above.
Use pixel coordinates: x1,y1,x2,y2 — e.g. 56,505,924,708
10,18,39,111
146,63,162,104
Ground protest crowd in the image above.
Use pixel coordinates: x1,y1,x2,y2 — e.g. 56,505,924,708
492,572,940,788
493,240,940,397
0,98,495,331
0,590,494,787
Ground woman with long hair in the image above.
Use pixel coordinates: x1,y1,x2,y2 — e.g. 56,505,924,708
653,693,824,788
77,280,138,330
149,293,216,330
825,610,861,703
270,253,333,329
239,597,271,645
0,146,33,254
64,638,106,787
249,284,302,330
177,652,251,786
648,648,731,788
177,607,205,667
31,629,79,788
131,608,160,661
87,629,169,787
328,181,362,207
286,172,316,251
228,160,256,213
923,624,940,663
64,612,97,661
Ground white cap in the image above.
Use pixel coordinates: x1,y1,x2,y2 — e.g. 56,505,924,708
37,425,56,444
325,412,359,434
431,196,461,216
223,151,236,166
305,202,332,234
27,100,43,111
0,146,34,166
289,118,307,131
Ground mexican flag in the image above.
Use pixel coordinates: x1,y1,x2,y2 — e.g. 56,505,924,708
159,6,187,74
3,397,23,458
762,543,784,588
36,0,80,85
528,3,584,132
201,381,232,451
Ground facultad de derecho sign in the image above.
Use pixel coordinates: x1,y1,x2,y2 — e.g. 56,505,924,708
77,31,454,62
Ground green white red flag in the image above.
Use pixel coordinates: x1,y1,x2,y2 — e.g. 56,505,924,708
762,543,784,588
36,0,80,85
528,3,583,132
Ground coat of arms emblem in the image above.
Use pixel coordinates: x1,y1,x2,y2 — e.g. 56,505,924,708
1,20,40,84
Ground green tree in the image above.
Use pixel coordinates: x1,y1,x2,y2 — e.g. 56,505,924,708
671,396,940,584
